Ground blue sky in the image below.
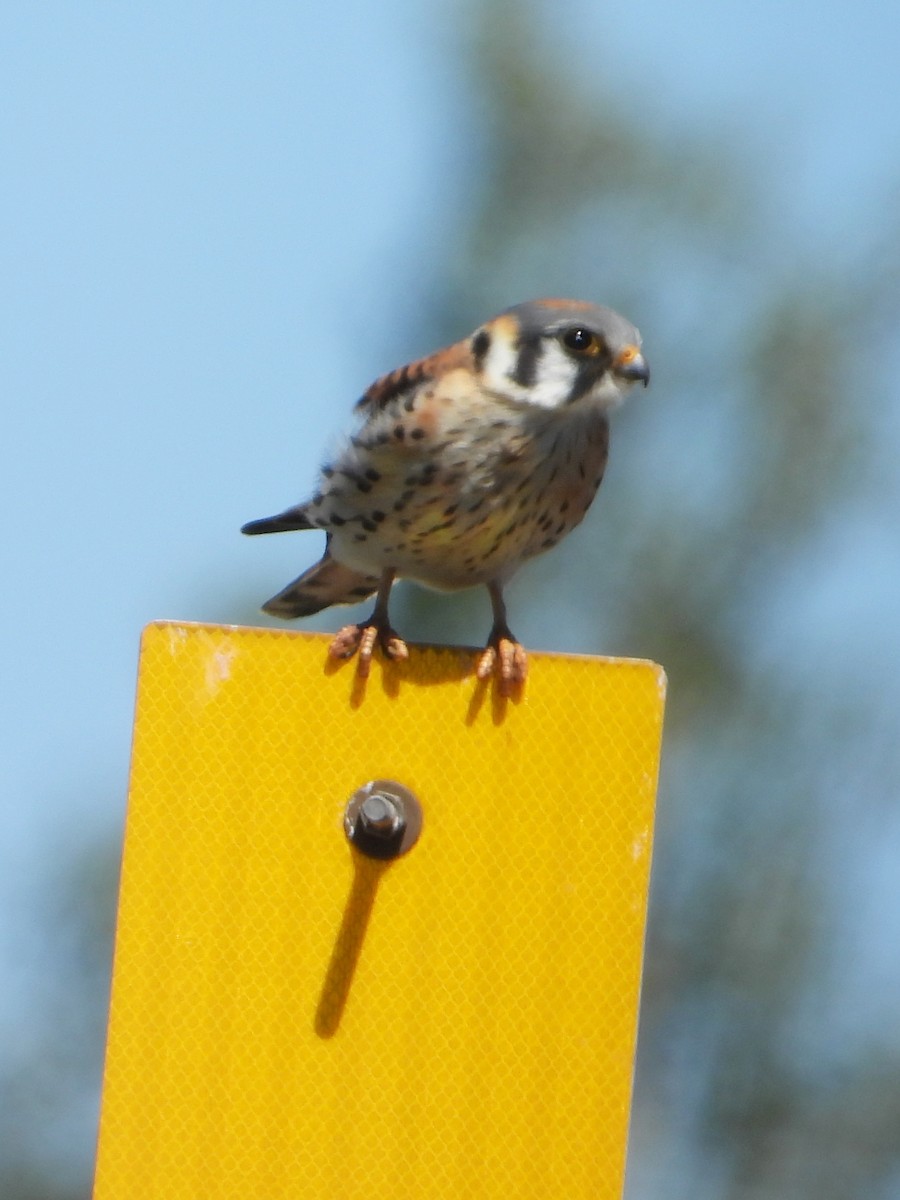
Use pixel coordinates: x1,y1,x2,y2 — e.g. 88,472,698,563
2,0,900,1163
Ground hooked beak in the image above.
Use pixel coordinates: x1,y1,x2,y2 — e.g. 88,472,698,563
614,345,650,387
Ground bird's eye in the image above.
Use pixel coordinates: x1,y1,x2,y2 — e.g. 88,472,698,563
561,327,601,356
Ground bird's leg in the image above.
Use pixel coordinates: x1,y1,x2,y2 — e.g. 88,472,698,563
328,569,409,677
476,580,528,695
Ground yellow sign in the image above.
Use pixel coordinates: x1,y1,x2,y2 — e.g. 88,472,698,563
94,622,665,1199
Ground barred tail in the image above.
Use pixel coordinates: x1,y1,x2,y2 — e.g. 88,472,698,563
261,554,380,619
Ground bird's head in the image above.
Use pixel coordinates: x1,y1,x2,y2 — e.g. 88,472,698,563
470,298,649,411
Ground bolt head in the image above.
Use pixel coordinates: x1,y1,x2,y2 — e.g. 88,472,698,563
343,779,423,861
358,792,403,837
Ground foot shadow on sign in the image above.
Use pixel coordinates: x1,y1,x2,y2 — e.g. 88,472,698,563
322,642,524,724
314,851,389,1039
463,673,526,726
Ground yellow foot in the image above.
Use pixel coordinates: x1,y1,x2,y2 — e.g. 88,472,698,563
476,636,528,697
329,622,409,678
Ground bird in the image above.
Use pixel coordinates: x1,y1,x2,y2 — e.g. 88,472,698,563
242,298,649,694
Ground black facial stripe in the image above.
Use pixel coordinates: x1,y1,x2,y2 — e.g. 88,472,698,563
512,333,541,387
471,329,491,368
566,354,610,404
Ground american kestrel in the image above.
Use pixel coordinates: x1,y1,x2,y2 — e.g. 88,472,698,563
242,298,649,694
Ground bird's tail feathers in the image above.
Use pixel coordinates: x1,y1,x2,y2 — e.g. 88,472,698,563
241,503,314,536
261,554,380,619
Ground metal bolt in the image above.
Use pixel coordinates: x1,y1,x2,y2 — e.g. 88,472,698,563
344,779,423,861
358,792,404,838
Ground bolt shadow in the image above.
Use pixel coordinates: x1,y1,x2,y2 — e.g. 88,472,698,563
314,851,389,1039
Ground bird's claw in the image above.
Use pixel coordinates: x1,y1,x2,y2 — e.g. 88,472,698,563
329,621,409,678
476,633,528,696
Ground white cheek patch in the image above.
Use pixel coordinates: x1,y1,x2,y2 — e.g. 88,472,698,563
483,336,578,410
527,341,579,409
482,333,520,392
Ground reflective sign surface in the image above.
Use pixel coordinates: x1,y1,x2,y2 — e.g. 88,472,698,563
95,622,665,1199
